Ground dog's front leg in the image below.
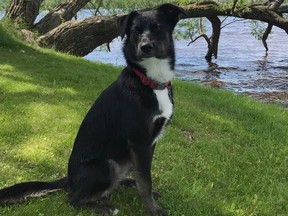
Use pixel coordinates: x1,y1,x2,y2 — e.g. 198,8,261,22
130,145,167,216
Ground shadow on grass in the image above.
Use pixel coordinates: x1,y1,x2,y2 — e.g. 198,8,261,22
1,21,288,216
0,25,120,184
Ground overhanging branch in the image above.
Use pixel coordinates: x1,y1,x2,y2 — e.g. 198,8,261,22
37,1,288,56
206,16,221,60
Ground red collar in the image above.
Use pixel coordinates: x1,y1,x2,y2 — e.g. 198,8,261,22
132,67,171,90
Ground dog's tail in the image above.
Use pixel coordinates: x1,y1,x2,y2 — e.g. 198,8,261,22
0,177,67,205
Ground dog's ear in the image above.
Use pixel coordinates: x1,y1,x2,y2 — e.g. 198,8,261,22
118,11,139,39
157,3,186,29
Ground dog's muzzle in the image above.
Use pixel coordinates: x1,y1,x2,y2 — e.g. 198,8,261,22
138,35,156,58
140,41,153,54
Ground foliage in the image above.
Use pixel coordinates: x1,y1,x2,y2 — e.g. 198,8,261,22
0,0,278,43
10,0,175,13
175,18,208,41
41,0,63,10
0,0,10,10
0,0,267,13
1,21,288,216
250,20,267,40
0,19,24,47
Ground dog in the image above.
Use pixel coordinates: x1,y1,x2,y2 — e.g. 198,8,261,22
0,3,185,215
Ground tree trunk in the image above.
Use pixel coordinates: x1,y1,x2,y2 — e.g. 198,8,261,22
5,0,288,58
37,1,288,57
6,0,43,27
37,15,119,56
34,0,91,34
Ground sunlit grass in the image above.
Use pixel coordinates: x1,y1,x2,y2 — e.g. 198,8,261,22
1,21,288,216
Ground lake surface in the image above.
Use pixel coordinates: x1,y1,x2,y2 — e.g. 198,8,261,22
1,11,287,105
85,17,288,106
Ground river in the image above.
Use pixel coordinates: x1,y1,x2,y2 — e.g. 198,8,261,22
1,11,287,106
85,17,288,106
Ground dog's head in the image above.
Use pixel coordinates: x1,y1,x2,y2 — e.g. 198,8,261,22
118,4,185,64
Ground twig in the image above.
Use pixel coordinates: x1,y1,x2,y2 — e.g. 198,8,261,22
95,0,104,16
221,18,245,29
88,0,103,16
106,42,111,52
199,17,204,34
231,0,239,14
187,18,209,46
221,16,229,24
187,34,210,46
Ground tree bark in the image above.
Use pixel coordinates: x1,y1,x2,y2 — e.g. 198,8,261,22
269,0,284,11
6,0,287,57
37,1,288,57
205,16,221,61
232,5,288,34
37,15,119,56
261,0,285,51
262,23,273,51
34,0,91,34
6,0,43,27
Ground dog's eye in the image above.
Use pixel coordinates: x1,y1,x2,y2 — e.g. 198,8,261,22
133,26,143,35
151,24,161,33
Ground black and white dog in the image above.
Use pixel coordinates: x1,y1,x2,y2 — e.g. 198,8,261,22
0,4,185,215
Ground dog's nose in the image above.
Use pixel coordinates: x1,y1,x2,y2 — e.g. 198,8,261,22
140,43,153,54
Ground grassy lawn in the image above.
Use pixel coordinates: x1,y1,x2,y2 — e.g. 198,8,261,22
0,21,288,216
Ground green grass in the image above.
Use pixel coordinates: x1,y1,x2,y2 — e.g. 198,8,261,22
0,20,288,216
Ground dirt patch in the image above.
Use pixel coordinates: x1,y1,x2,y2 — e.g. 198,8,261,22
203,80,226,88
180,129,196,141
245,92,288,108
20,29,37,44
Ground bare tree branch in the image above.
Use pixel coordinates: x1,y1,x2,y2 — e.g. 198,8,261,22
35,0,91,34
187,16,221,61
262,0,285,51
269,0,284,11
262,23,273,51
37,16,119,56
206,16,221,60
221,18,245,29
36,1,288,56
231,0,239,14
230,5,288,33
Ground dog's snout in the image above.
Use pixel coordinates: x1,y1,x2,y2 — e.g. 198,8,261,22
140,42,153,54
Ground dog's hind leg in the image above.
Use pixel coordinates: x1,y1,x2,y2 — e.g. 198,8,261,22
67,159,119,215
120,178,161,201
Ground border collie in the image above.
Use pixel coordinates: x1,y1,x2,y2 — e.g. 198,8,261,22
0,3,185,216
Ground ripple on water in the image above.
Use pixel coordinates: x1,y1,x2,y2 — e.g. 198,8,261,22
84,17,288,105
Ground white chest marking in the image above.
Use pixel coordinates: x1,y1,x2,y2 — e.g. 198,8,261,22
152,88,173,145
138,57,174,145
139,57,174,120
154,89,173,120
139,58,174,83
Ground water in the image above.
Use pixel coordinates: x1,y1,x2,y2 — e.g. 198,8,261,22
1,10,287,105
85,17,288,105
